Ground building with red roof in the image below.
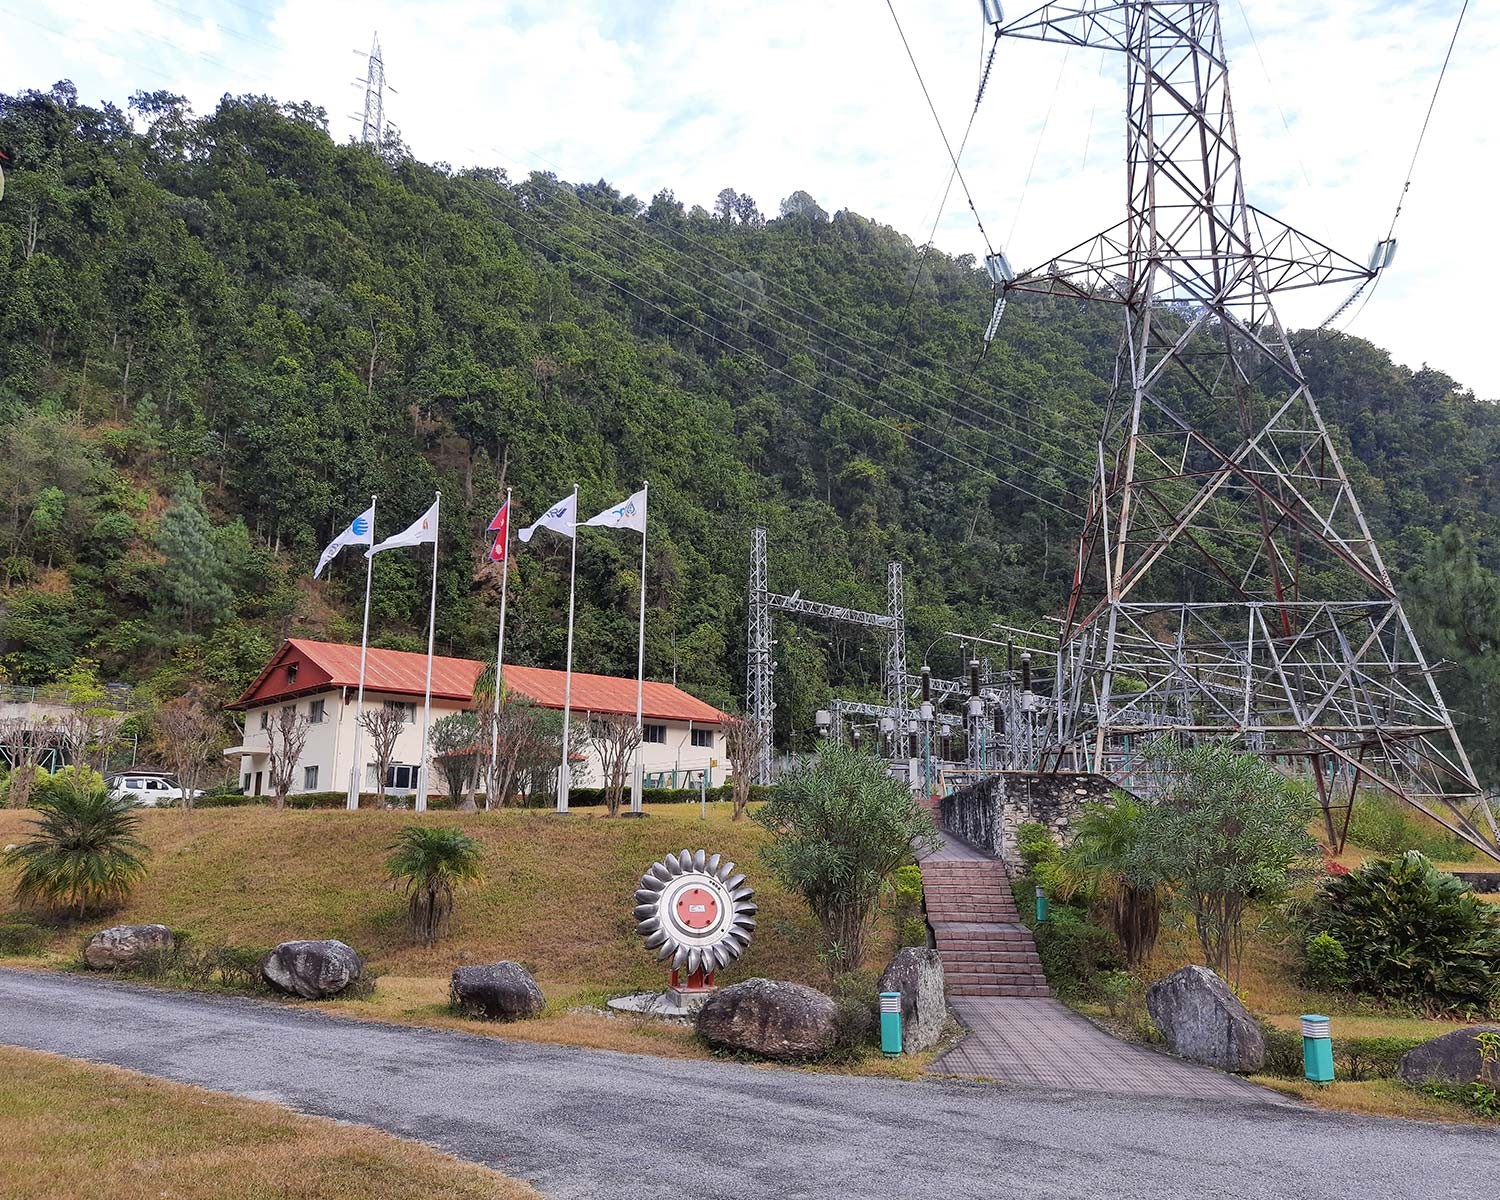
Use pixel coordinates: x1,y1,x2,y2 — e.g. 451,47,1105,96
226,638,731,800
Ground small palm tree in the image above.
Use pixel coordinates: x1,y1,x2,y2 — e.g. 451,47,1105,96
6,771,149,917
385,825,486,945
1048,796,1163,968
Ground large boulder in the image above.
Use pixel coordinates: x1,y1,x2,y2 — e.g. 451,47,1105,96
450,961,545,1021
1145,964,1265,1073
878,946,947,1053
263,939,363,999
1398,1026,1500,1087
83,924,174,971
696,978,839,1061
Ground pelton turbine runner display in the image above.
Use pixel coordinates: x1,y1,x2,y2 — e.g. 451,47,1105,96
633,849,756,991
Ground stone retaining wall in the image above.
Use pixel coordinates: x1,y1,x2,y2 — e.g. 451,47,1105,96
940,771,1122,862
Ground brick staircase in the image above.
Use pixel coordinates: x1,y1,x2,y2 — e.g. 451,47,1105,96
921,859,1050,998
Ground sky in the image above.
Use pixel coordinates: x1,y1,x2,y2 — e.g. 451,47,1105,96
8,0,1497,397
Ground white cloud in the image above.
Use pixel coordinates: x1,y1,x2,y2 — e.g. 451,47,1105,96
11,0,1497,396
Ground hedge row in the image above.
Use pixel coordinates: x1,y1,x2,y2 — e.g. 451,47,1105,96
193,785,773,811
1260,1025,1427,1081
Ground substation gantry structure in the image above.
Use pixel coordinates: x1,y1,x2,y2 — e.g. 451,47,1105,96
981,1,1499,858
747,520,1053,790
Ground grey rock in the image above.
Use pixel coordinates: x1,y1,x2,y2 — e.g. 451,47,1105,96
1397,1025,1500,1087
450,961,545,1021
83,924,174,971
1145,964,1265,1073
696,978,838,1061
878,946,946,1053
263,939,363,999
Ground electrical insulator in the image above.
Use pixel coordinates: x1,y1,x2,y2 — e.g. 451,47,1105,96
921,665,932,702
968,658,981,697
980,1,1005,28
1021,650,1033,692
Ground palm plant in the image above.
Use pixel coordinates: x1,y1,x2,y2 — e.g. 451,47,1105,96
1048,797,1163,969
385,825,486,945
5,770,149,917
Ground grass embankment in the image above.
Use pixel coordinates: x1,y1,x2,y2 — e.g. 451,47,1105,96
0,802,831,988
0,803,926,1072
0,1046,539,1200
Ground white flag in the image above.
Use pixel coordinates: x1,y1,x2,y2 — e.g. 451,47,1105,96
518,491,577,544
314,505,375,578
584,487,647,533
367,497,439,556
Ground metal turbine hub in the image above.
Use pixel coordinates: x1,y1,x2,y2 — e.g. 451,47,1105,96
633,849,756,976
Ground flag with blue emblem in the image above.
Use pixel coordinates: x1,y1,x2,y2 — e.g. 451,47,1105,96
313,504,376,578
584,487,647,533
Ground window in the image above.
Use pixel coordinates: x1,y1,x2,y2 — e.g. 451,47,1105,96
643,724,666,744
309,699,326,725
384,700,416,724
385,764,419,790
258,711,269,731
242,773,251,792
285,661,299,683
691,728,713,748
125,778,142,790
281,704,295,720
303,765,319,790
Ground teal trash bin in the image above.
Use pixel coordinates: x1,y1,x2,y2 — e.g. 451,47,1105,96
880,992,903,1056
1301,1014,1334,1084
1035,890,1049,922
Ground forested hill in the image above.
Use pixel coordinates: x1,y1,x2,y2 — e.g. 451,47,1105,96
1,84,1498,778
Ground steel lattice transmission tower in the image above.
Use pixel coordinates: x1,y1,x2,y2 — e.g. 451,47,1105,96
988,1,1498,858
357,34,386,148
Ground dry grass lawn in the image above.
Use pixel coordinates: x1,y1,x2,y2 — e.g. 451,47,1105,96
0,803,843,989
1252,1076,1489,1124
0,1046,540,1200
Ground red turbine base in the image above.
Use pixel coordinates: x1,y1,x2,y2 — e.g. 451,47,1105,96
669,967,716,993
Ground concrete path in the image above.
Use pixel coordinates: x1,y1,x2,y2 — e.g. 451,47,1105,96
918,830,1275,1101
4,968,1496,1200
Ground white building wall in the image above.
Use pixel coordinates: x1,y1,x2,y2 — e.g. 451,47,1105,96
234,692,729,797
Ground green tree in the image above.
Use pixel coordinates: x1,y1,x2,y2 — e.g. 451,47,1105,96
384,825,486,945
430,711,482,809
753,742,939,975
1133,740,1318,981
1048,796,1163,969
5,768,148,917
155,478,232,633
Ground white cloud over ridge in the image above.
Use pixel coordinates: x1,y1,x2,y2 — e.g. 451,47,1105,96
11,0,1498,397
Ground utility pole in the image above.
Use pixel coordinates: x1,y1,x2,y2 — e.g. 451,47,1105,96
987,1,1497,859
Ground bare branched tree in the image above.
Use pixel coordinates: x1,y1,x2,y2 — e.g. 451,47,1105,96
358,704,407,807
265,706,311,811
586,712,641,817
0,716,60,807
152,686,226,811
57,706,128,774
482,694,562,808
723,715,767,821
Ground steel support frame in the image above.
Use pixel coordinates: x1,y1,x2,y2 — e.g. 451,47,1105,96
995,1,1497,858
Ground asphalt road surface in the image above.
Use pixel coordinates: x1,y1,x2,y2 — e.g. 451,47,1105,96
2,968,1494,1199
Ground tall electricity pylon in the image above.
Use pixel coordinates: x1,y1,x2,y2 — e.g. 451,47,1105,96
988,2,1498,858
357,34,386,148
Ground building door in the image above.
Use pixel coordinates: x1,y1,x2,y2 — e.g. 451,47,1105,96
253,771,263,796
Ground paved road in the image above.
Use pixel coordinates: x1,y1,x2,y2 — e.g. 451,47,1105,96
2,969,1494,1199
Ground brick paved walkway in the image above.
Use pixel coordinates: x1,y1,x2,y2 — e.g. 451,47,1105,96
919,831,1284,1104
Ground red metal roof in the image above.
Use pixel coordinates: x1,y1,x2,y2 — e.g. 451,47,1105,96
230,639,727,724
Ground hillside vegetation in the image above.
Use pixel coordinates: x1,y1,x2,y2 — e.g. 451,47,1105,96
1,82,1498,777
0,804,839,987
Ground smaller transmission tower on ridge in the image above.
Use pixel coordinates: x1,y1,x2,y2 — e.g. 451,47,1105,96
356,33,387,148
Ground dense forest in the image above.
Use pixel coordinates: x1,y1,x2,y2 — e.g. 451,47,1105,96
0,82,1496,779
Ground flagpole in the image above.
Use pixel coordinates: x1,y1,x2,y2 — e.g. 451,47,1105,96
348,494,377,811
416,491,440,813
488,487,512,810
558,483,579,814
630,480,648,815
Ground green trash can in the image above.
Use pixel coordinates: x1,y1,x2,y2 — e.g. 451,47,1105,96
1301,1014,1334,1084
1035,890,1049,922
880,991,903,1056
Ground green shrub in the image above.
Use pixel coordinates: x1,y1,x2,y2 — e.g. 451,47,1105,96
1260,1023,1304,1078
1347,792,1478,862
1016,822,1059,869
829,970,879,1056
1423,1081,1500,1118
1093,969,1134,1017
1033,906,1123,999
1341,1036,1424,1082
1314,851,1500,1015
0,920,47,955
1303,932,1349,991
